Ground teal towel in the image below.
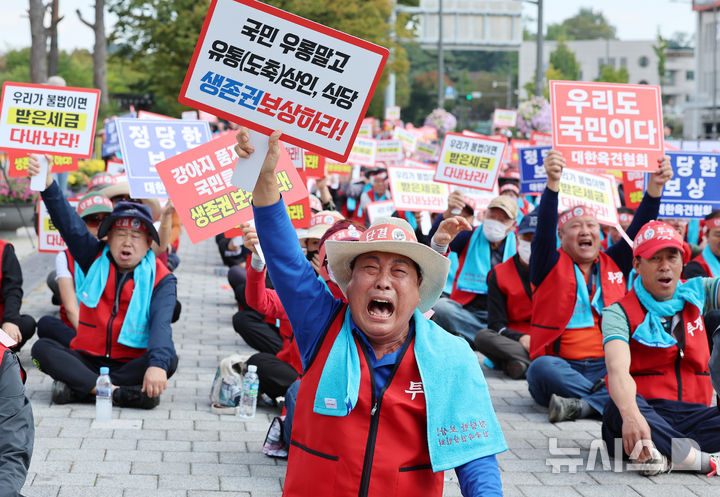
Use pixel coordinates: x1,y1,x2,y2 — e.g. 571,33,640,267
76,246,156,349
313,307,507,471
631,275,704,348
703,244,720,277
456,225,516,294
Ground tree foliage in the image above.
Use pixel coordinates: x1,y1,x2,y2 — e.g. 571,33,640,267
653,34,669,83
595,65,629,83
546,8,616,41
548,40,581,81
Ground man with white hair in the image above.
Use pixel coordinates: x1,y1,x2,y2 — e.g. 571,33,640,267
236,128,506,497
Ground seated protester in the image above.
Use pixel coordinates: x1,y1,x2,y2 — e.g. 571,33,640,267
0,236,37,352
0,338,34,494
601,221,720,476
529,150,672,423
215,231,249,268
28,155,178,409
239,128,506,497
428,191,518,345
41,192,113,347
601,207,634,250
474,211,538,379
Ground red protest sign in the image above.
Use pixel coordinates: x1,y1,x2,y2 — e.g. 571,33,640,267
286,196,311,229
550,80,664,172
303,152,326,179
622,171,645,209
179,0,389,163
6,152,77,177
156,132,308,243
530,131,553,146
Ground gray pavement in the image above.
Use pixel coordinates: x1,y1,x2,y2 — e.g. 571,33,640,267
5,226,719,496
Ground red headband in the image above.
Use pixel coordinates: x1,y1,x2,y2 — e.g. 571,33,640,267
558,206,596,230
112,217,149,235
618,213,633,224
361,224,417,243
707,218,720,230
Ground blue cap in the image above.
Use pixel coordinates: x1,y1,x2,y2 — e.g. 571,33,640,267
518,210,538,235
100,367,109,374
97,201,159,244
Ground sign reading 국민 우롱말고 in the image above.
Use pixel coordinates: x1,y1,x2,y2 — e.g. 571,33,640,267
179,0,389,163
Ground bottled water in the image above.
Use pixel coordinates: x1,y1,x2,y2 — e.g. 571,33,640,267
95,367,112,422
238,365,259,419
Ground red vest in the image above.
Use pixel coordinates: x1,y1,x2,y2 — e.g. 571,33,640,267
0,239,7,318
276,318,302,376
59,250,75,328
530,250,626,359
690,253,714,277
618,289,713,405
492,256,531,334
0,344,25,383
284,305,443,497
449,228,507,306
71,251,170,361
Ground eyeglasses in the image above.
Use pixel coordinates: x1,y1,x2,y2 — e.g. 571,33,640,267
83,215,107,226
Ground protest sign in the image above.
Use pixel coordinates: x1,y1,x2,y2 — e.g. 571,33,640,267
550,80,664,172
434,132,506,191
388,166,448,213
286,196,311,228
6,152,77,177
451,184,499,214
403,158,434,169
38,199,78,253
385,106,401,122
0,82,100,158
326,158,352,176
393,127,417,153
510,139,531,163
556,168,618,226
198,110,218,123
518,145,551,195
348,137,376,166
284,143,304,169
530,131,553,147
157,132,307,243
179,0,389,162
116,118,212,198
492,108,517,128
106,159,125,175
303,152,326,178
651,151,720,218
415,141,439,162
366,199,395,224
375,140,403,163
357,122,373,137
102,118,121,157
623,171,645,209
182,110,199,120
138,110,176,120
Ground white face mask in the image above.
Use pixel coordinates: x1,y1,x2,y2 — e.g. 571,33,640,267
483,219,509,243
517,239,532,264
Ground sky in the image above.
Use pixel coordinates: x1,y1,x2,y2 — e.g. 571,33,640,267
0,0,700,53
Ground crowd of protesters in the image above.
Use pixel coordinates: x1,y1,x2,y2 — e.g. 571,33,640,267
2,113,720,496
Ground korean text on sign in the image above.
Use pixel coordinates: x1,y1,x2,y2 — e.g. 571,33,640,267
557,168,619,227
388,166,449,213
365,200,395,224
347,137,376,166
375,139,403,163
550,80,664,172
649,152,720,218
6,152,77,177
0,82,100,158
38,199,78,253
434,132,506,191
156,132,308,243
116,118,212,199
179,0,389,163
518,146,551,195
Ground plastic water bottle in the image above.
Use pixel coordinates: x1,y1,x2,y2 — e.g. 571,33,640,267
95,367,112,422
238,365,259,419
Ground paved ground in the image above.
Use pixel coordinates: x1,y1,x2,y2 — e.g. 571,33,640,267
6,226,719,496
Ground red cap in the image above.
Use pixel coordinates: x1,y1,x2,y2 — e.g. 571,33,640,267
633,221,684,259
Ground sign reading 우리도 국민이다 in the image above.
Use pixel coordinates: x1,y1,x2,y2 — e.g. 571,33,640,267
550,80,664,172
434,132,506,191
0,82,100,158
179,0,389,163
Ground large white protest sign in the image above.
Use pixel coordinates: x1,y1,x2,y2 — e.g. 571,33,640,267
347,137,376,166
179,0,389,163
434,132,506,191
38,199,78,252
388,166,448,213
0,82,100,158
557,168,619,226
366,200,395,224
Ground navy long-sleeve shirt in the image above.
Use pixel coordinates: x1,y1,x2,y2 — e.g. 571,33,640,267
253,197,501,497
40,182,177,371
530,187,661,288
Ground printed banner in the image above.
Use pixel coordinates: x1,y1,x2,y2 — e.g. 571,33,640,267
6,152,77,177
156,132,308,242
303,151,326,178
347,137,376,166
388,166,449,213
623,171,645,209
434,132,506,191
326,158,352,176
557,168,618,226
38,199,78,253
518,145,551,194
375,139,403,163
530,131,553,147
550,80,664,172
116,118,212,198
179,0,389,162
651,151,720,218
366,199,395,224
0,82,100,158
492,108,517,128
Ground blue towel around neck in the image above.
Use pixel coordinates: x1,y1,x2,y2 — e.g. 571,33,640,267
631,275,705,348
565,264,604,329
76,246,157,349
455,225,516,294
313,307,507,471
702,244,720,277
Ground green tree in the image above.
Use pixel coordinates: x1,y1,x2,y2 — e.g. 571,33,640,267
654,34,669,84
548,40,580,80
595,65,629,83
546,8,617,41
